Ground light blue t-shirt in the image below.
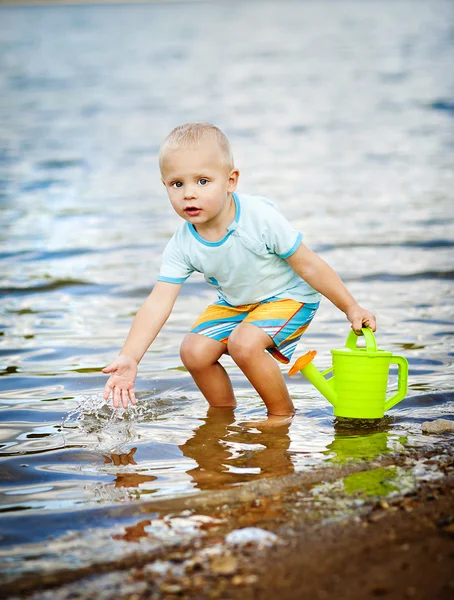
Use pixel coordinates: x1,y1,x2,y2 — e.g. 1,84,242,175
157,193,321,306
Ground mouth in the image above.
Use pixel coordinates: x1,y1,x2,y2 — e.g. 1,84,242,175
184,206,202,217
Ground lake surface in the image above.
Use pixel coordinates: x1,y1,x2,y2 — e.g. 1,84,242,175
0,0,453,556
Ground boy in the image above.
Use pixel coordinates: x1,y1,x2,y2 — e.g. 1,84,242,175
103,123,376,419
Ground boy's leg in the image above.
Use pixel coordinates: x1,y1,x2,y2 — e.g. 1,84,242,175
227,323,294,416
180,333,236,407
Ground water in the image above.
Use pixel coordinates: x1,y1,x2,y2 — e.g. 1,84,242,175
0,0,453,558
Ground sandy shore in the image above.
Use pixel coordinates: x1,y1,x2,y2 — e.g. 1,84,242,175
3,443,453,600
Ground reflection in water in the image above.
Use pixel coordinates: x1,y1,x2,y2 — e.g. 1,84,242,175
102,448,157,489
113,519,152,543
179,407,294,490
103,447,138,467
325,418,407,464
326,431,391,464
343,467,400,497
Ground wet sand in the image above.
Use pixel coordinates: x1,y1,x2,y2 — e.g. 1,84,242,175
214,470,454,600
4,445,453,600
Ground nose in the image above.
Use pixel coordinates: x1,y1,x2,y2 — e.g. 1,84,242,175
183,185,197,200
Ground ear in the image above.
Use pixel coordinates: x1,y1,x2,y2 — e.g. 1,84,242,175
227,169,240,193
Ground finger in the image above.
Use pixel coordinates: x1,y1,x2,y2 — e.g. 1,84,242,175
351,318,363,335
129,389,137,406
102,364,115,373
121,389,129,409
113,386,121,409
103,381,112,401
365,316,377,332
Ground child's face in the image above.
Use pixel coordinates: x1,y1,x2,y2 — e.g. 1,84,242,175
160,137,239,233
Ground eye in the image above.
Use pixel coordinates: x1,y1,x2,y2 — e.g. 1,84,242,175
172,181,183,188
198,178,208,186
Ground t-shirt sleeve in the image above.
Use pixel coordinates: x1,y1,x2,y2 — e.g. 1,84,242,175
157,232,194,284
260,199,303,258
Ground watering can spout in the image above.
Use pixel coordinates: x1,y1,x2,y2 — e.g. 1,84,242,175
289,351,338,407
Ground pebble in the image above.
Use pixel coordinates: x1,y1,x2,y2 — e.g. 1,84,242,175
421,419,454,434
143,560,172,576
160,583,183,594
232,574,259,586
225,527,280,546
210,554,238,575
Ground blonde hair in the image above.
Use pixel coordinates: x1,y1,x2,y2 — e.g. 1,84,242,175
159,122,234,170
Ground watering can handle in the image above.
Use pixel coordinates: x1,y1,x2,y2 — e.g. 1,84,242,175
384,356,409,411
345,327,377,352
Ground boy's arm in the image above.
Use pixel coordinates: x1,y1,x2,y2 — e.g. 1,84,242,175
103,281,182,408
286,243,376,333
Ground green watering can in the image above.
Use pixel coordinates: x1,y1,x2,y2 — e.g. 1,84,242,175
289,328,408,419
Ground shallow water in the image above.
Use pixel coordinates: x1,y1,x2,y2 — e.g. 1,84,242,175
0,0,453,554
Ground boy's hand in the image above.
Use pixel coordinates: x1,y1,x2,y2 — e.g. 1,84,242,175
346,304,377,334
102,355,138,409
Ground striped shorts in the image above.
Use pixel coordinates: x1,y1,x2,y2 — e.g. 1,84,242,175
190,297,319,364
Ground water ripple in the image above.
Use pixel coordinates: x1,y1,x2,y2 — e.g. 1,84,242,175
429,99,454,115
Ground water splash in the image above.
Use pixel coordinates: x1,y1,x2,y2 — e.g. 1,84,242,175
61,391,186,453
62,393,138,454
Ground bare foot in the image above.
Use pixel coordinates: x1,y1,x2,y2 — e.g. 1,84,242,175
242,413,295,429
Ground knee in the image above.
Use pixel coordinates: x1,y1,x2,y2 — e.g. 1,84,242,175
228,326,264,366
180,334,219,372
